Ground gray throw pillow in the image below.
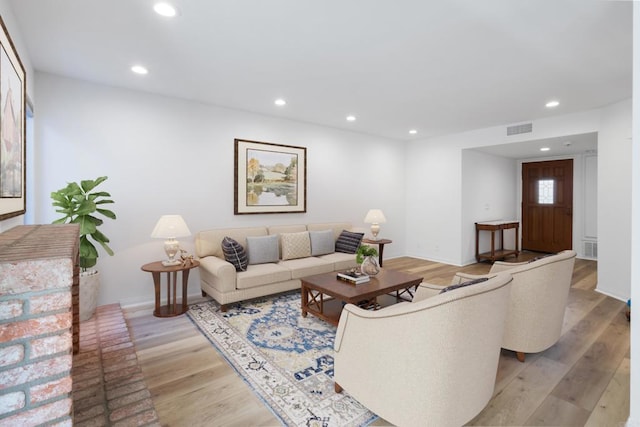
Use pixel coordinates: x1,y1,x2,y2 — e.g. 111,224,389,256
335,230,364,254
221,236,248,271
246,234,280,265
309,230,335,256
439,277,489,294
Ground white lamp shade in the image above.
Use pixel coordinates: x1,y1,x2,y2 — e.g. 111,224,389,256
150,215,191,238
364,209,387,224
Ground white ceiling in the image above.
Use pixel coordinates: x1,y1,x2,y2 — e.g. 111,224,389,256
8,0,632,142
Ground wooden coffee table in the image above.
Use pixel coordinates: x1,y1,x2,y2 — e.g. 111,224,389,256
300,269,423,326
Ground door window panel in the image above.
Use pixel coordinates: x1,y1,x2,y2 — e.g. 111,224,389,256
538,179,554,204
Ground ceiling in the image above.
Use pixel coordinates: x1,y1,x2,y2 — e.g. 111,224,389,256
8,0,632,142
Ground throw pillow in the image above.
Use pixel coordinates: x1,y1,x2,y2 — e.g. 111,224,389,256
246,234,280,265
335,230,364,254
309,230,335,256
281,231,312,260
221,236,248,271
439,277,489,294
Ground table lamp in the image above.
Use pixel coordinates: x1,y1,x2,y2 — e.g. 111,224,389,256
151,215,191,266
364,209,386,240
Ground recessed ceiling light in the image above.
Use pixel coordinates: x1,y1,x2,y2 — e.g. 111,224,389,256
274,99,286,106
540,147,550,152
409,129,418,135
131,65,148,75
153,2,177,17
545,100,560,108
346,115,356,122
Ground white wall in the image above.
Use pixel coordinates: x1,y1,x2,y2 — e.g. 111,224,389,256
32,73,406,306
0,0,34,232
597,99,632,301
461,149,517,264
405,109,601,266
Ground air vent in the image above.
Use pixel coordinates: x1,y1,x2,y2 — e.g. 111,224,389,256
507,123,533,136
583,241,598,258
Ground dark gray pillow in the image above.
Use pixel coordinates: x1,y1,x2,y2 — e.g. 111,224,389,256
439,277,489,294
221,237,248,272
246,234,280,265
335,230,364,254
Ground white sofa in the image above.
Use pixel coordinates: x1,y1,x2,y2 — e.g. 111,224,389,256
195,222,360,310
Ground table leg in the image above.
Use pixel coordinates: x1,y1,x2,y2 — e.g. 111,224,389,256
490,230,496,259
378,243,385,267
171,271,177,314
152,272,161,315
181,269,190,312
301,284,308,317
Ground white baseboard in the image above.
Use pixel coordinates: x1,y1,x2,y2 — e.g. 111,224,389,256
121,292,210,318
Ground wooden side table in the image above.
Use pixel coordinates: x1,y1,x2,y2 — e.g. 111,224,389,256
362,238,392,267
141,260,200,317
475,221,519,263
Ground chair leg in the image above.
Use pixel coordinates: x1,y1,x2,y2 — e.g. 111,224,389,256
516,351,526,362
334,382,343,393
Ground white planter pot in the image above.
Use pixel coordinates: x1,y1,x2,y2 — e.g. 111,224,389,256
80,270,100,322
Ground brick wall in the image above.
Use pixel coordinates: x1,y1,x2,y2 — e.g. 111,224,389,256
0,225,79,426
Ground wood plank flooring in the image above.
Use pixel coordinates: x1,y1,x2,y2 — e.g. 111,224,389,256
125,253,630,426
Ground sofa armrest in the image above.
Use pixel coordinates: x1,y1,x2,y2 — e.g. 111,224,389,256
412,282,445,302
198,256,238,293
489,260,527,273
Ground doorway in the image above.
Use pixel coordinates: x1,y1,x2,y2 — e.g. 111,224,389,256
521,159,573,253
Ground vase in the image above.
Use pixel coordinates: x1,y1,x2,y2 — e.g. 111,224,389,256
80,270,100,322
360,256,380,276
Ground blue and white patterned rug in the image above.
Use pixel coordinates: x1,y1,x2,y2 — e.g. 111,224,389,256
187,291,377,427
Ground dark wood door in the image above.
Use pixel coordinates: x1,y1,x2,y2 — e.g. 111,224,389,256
522,159,573,253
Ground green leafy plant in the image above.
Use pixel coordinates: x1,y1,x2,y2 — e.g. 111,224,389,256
356,245,378,264
51,176,116,271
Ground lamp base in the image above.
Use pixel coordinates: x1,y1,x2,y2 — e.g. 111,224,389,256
161,259,182,267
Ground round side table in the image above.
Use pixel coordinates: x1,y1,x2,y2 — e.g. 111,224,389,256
141,260,200,317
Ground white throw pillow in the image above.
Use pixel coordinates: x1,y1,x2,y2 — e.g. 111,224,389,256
281,231,312,260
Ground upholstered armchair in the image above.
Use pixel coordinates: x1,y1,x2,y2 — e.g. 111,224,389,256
333,273,513,427
455,249,577,362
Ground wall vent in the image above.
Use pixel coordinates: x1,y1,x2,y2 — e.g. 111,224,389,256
507,123,533,136
583,241,598,258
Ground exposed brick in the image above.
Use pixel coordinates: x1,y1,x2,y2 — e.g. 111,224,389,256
72,376,102,392
0,354,72,390
0,391,26,415
0,312,72,343
0,259,74,294
73,384,104,402
108,397,154,422
49,419,73,427
104,366,141,383
101,347,135,361
103,373,145,391
0,343,24,367
30,332,72,359
74,415,108,427
30,292,71,314
105,381,146,401
72,366,102,383
0,299,23,320
107,389,151,411
73,402,106,423
101,341,133,354
103,358,138,374
0,397,72,426
30,376,73,404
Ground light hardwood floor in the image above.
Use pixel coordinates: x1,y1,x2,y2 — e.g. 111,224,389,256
126,254,630,426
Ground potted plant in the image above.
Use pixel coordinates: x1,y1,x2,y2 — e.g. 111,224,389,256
51,176,116,321
356,245,379,275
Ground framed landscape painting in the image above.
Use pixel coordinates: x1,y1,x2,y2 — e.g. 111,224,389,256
0,17,26,220
234,139,307,214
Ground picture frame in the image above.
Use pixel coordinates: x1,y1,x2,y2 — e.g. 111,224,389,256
234,138,307,214
0,17,26,220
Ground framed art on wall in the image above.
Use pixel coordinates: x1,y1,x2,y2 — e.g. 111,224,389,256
234,138,307,214
0,17,26,220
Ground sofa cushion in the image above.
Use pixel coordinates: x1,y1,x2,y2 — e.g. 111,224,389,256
236,263,292,290
221,236,248,271
439,277,489,294
335,230,364,254
309,229,335,256
278,257,334,279
281,231,312,260
317,252,358,271
246,234,280,265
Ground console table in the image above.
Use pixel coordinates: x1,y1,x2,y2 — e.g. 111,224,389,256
362,238,392,267
475,221,519,263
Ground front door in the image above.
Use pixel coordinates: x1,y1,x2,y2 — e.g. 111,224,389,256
521,159,573,253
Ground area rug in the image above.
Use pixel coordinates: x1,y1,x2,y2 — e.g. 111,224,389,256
187,291,377,427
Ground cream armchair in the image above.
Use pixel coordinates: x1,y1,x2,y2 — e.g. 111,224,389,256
454,249,577,362
333,273,513,427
